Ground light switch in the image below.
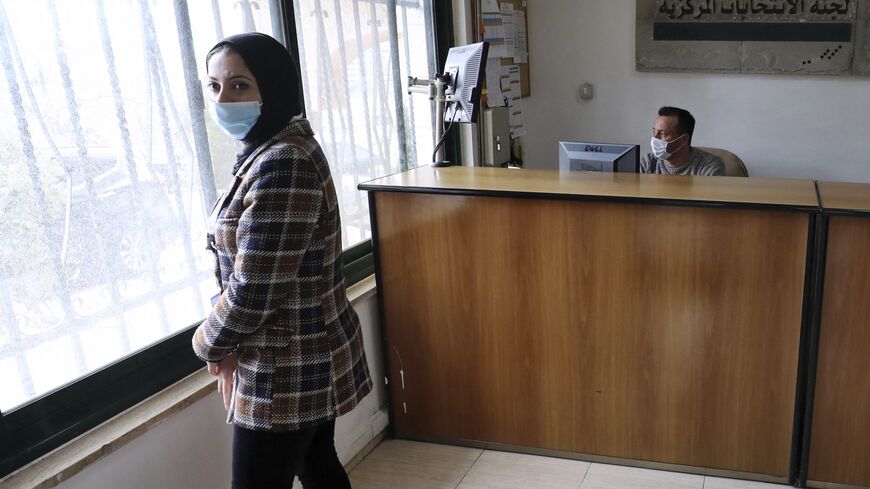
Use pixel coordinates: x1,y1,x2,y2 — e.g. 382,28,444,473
580,83,594,100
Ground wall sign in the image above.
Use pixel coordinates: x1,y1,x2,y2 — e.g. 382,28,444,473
636,0,870,75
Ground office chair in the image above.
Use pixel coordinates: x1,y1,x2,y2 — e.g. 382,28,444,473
697,147,749,177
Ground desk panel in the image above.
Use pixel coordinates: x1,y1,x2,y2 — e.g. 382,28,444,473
374,191,808,477
808,215,870,487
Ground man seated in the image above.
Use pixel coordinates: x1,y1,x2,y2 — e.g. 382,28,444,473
641,106,725,176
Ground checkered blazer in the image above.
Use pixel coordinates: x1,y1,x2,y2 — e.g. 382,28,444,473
193,120,372,432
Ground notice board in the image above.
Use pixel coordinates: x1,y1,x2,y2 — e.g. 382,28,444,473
474,0,531,98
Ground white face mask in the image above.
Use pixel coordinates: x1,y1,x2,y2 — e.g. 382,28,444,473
209,101,262,140
650,134,686,160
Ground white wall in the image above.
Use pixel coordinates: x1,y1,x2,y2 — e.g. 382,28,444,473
54,294,388,489
522,1,870,182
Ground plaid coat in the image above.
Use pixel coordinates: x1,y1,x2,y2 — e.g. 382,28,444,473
193,120,372,432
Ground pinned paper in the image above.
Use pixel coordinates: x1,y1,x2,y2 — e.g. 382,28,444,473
485,58,505,107
482,12,507,58
482,0,500,13
514,11,528,63
501,64,525,137
500,3,515,62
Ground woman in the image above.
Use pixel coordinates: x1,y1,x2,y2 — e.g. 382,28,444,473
192,32,372,489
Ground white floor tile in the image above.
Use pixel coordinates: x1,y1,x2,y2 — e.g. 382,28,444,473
346,440,787,489
456,449,590,489
704,476,785,488
580,463,704,489
348,439,482,489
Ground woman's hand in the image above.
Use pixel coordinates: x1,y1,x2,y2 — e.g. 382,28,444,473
207,353,238,410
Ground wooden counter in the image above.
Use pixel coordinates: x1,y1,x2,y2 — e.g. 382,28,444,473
361,166,818,209
361,167,819,482
817,181,870,214
805,182,870,488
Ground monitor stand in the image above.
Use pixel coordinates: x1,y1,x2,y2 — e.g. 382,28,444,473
408,73,459,169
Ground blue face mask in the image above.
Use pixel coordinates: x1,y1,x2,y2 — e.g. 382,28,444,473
209,101,262,140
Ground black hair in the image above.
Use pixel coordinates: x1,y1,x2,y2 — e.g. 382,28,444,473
658,106,695,138
206,33,305,147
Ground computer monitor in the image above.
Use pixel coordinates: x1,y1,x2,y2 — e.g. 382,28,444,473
558,142,640,173
443,42,489,124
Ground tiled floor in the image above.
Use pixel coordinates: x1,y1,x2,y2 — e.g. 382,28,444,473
347,440,786,489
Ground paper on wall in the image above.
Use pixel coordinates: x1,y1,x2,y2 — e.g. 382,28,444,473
500,73,513,97
485,57,505,107
482,12,507,58
504,65,521,99
501,64,525,137
514,11,528,64
509,98,526,137
511,122,527,138
500,3,515,62
482,0,500,13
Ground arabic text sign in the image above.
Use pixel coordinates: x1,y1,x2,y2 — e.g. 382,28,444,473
654,0,856,21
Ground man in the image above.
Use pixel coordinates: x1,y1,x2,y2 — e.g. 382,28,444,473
641,106,725,176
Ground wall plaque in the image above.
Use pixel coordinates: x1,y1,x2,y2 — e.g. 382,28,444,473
636,0,870,75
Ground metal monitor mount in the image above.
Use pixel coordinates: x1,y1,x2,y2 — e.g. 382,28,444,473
407,69,457,167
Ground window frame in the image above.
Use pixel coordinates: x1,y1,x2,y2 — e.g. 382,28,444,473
0,0,445,476
433,0,460,164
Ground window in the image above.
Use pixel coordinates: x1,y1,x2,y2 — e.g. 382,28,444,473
0,0,438,477
0,0,286,414
292,0,438,248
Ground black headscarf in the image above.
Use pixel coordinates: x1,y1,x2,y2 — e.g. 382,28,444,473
206,33,305,170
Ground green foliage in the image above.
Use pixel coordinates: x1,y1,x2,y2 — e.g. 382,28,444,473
0,152,68,303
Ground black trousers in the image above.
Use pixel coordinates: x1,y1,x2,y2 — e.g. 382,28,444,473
232,419,351,489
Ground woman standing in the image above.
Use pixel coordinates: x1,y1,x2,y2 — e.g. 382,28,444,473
192,32,371,489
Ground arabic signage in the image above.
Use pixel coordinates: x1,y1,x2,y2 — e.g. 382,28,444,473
636,0,870,75
655,0,854,20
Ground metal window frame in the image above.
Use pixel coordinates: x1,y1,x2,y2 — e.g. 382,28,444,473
433,0,460,164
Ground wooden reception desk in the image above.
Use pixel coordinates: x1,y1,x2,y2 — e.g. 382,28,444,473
805,182,870,489
360,167,820,483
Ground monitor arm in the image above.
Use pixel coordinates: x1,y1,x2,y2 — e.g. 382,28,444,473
408,73,454,166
